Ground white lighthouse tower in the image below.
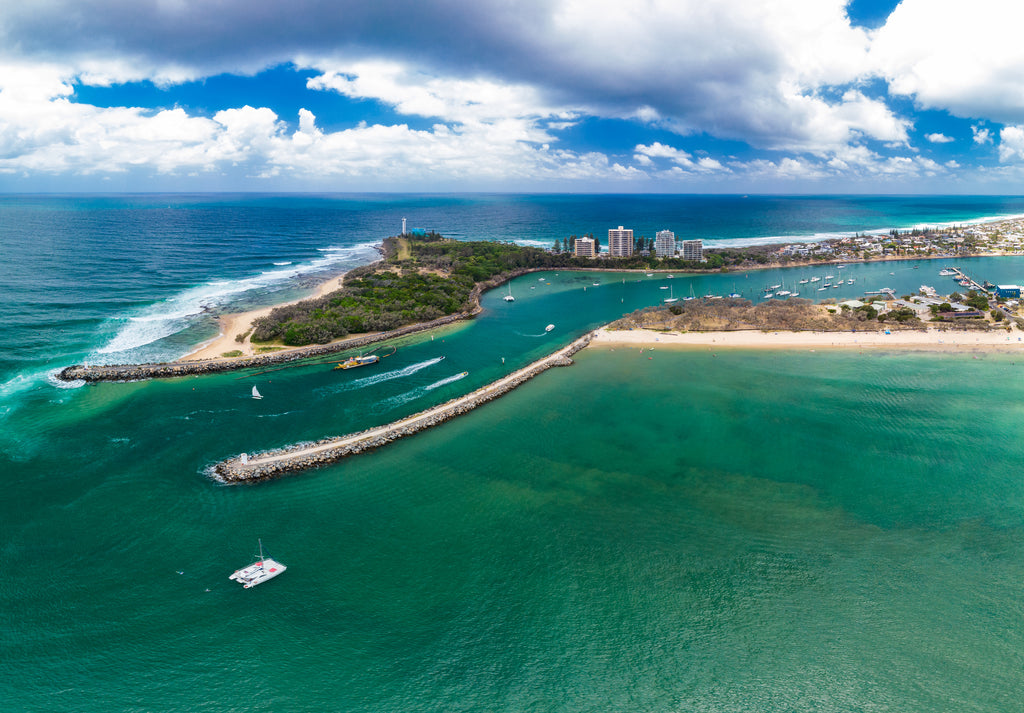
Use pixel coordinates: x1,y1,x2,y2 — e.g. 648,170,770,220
402,217,407,236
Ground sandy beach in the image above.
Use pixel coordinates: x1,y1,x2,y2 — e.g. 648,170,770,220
181,272,349,361
592,326,1024,352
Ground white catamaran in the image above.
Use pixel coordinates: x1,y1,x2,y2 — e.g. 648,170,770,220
229,539,286,589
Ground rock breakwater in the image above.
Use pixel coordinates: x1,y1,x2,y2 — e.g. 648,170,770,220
57,309,479,383
211,333,594,483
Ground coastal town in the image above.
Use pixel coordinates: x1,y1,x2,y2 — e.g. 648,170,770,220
561,217,1024,264
554,218,1024,327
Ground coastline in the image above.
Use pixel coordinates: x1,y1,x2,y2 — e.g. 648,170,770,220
181,271,351,361
591,326,1024,352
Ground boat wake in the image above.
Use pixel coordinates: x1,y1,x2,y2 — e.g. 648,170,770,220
375,371,469,411
316,357,445,397
424,371,468,391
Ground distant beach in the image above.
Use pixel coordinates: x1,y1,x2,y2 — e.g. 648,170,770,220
592,326,1024,352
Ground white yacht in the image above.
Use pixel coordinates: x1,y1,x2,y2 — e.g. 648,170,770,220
229,540,286,589
503,284,515,302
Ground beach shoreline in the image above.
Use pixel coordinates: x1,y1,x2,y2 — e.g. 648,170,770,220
175,214,1024,365
591,326,1024,352
181,271,352,362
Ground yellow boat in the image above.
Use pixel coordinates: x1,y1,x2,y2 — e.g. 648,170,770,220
334,355,380,370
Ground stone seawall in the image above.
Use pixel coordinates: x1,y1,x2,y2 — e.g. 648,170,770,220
211,333,594,484
57,308,481,383
55,266,554,384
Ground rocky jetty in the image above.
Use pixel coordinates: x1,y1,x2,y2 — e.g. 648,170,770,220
54,267,555,384
57,308,480,383
211,333,594,483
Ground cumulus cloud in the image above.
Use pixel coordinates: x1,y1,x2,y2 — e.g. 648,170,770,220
998,126,1024,162
0,0,1021,189
871,0,1024,123
0,0,896,155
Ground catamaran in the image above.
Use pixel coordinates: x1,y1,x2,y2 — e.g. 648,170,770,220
503,284,515,302
251,386,263,400
229,539,286,589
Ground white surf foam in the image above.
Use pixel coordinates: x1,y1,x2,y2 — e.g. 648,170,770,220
92,241,379,360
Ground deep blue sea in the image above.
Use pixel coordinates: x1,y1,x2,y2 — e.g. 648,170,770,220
3,194,1024,712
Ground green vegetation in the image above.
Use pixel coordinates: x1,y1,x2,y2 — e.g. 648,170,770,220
964,290,991,311
252,231,748,347
610,298,926,333
220,350,244,358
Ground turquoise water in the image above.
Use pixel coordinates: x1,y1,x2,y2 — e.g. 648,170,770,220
3,195,1024,711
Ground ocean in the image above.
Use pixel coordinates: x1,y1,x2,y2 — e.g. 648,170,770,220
2,194,1024,711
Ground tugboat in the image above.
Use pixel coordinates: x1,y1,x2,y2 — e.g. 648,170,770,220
229,539,286,589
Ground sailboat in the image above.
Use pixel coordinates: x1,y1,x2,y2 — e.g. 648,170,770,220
503,283,515,302
229,539,286,589
663,284,679,303
251,385,263,400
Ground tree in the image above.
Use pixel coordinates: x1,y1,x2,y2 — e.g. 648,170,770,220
992,309,1005,322
553,238,562,253
590,233,599,255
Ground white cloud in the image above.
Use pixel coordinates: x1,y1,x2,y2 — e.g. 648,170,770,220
998,126,1024,162
2,1,1023,190
871,0,1024,123
633,143,727,173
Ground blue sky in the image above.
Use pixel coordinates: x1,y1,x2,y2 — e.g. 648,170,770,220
2,0,1024,193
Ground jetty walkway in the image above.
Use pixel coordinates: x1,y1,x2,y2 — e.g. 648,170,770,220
212,332,595,483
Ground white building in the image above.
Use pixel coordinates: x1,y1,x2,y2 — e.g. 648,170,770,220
574,236,595,258
655,230,676,258
680,239,703,261
608,226,634,257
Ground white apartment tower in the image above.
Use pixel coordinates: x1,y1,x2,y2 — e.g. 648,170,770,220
608,226,634,257
681,239,704,261
574,236,595,258
655,229,676,258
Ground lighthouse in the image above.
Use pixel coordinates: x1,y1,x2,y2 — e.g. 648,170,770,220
402,217,407,236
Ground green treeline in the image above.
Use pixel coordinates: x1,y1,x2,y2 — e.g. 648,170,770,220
251,233,738,346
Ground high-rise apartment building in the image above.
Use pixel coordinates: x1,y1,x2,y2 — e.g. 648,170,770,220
574,236,595,258
681,239,704,261
655,229,676,258
608,226,634,257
